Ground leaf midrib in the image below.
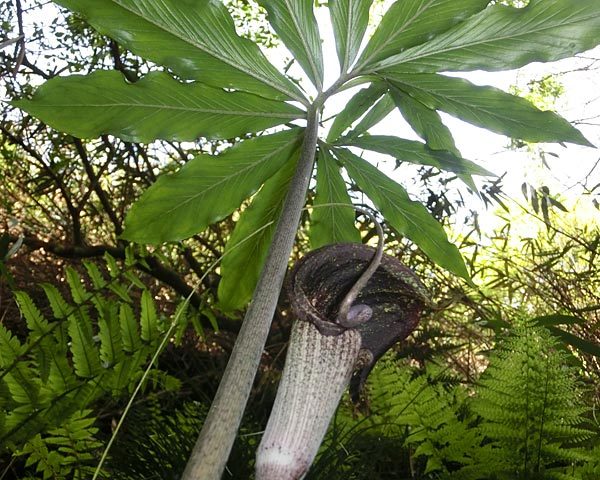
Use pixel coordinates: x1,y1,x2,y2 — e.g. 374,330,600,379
375,5,595,70
34,103,300,119
358,0,436,70
281,0,322,89
110,0,302,102
161,135,299,216
396,76,550,130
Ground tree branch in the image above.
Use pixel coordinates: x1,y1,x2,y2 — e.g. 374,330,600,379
183,107,321,479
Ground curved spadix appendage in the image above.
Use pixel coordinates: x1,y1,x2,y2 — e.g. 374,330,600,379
256,244,429,480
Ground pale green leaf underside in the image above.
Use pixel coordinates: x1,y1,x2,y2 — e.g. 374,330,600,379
310,147,361,249
14,71,304,143
346,93,395,138
390,86,459,155
122,129,302,244
327,83,386,142
218,156,299,312
341,135,492,176
390,87,476,190
387,73,592,146
258,0,324,89
357,0,489,70
337,147,469,279
54,0,304,101
374,0,600,73
329,0,373,72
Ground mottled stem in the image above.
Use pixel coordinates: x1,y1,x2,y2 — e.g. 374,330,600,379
183,107,321,479
255,321,362,480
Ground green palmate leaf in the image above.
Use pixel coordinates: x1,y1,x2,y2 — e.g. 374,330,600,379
329,0,374,72
390,87,477,190
258,0,324,90
387,73,592,146
374,0,600,74
218,154,299,311
310,147,361,249
122,129,302,243
336,147,469,279
356,0,489,70
341,135,492,176
55,0,303,102
14,71,304,143
346,93,395,138
389,86,459,155
327,83,386,142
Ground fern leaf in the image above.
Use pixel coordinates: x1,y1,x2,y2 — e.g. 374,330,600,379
97,300,123,367
65,267,86,304
140,290,160,343
119,304,142,353
67,310,102,378
82,260,106,290
14,291,51,337
41,284,71,319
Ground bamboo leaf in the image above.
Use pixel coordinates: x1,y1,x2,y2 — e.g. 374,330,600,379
258,0,324,89
329,0,374,72
54,0,304,101
342,135,492,176
337,147,470,279
218,153,299,311
387,73,592,146
374,0,600,75
14,71,304,143
310,147,361,249
357,0,489,69
123,129,302,244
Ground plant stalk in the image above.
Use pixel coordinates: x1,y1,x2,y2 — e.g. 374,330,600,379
183,106,321,480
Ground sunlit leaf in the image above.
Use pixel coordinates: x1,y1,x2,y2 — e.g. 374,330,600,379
55,0,304,101
258,0,324,89
345,93,395,138
374,0,600,74
387,73,592,146
327,83,386,142
122,129,302,244
336,147,470,280
341,135,492,176
14,71,304,143
329,0,373,72
357,0,489,69
310,147,361,249
218,155,299,311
